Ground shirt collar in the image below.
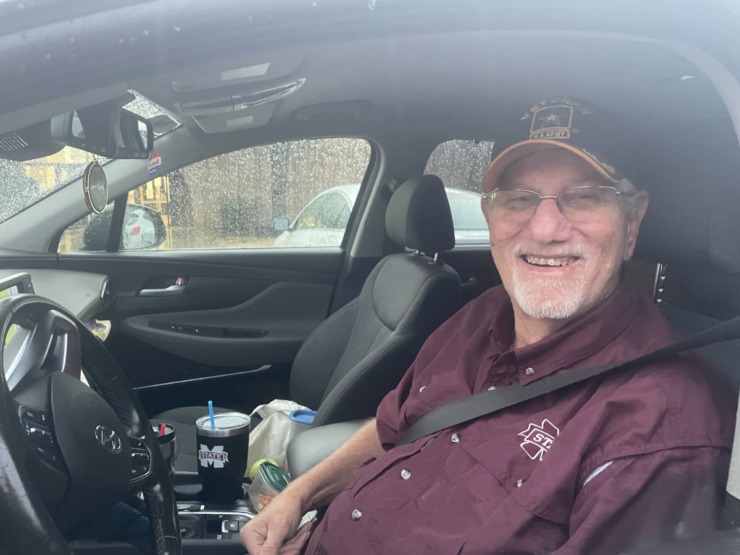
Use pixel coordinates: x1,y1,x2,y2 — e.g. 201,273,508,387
487,280,642,385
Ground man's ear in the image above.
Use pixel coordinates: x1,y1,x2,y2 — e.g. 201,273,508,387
623,190,649,261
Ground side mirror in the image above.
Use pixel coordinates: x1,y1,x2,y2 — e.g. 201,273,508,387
121,204,167,250
273,217,290,233
83,204,167,251
51,105,153,159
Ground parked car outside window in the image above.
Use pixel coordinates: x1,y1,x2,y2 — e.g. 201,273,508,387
274,184,488,247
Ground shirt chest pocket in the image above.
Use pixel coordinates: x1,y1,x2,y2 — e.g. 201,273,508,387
457,429,540,497
457,421,575,526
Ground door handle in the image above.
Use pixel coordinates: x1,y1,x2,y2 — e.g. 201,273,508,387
139,276,187,297
139,284,186,297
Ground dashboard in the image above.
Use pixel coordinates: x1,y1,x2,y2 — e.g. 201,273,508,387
0,268,109,321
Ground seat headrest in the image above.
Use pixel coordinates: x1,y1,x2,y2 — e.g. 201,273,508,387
635,118,740,272
386,175,455,254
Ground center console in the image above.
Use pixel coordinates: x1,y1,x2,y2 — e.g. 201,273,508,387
174,473,255,554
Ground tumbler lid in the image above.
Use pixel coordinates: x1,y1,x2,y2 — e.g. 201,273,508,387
195,412,250,437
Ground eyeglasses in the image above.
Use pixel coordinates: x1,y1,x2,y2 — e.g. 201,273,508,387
481,185,629,223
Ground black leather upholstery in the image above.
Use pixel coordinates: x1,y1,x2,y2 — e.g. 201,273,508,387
635,119,740,272
155,175,462,472
293,252,460,426
631,120,740,551
385,174,455,254
658,289,740,547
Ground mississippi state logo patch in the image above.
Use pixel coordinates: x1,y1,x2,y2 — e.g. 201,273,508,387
518,419,560,461
198,444,230,468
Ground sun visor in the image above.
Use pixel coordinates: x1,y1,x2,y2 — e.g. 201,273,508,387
634,118,740,273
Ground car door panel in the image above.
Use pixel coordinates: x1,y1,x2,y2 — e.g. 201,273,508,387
119,281,333,367
47,249,346,414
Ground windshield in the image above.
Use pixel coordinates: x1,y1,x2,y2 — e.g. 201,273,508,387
0,149,102,223
0,91,179,223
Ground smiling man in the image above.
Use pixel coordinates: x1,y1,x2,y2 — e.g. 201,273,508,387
241,98,735,555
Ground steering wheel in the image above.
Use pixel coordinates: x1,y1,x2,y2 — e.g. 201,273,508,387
0,295,181,555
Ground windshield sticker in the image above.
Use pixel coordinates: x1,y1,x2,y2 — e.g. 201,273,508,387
148,150,162,176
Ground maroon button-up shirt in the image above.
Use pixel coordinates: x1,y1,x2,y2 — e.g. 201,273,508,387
305,282,736,554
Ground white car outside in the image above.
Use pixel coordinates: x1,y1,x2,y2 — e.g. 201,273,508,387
274,184,488,248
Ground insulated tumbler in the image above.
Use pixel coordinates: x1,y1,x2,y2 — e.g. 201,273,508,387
195,412,250,503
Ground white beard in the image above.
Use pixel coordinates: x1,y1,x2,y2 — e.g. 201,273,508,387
508,245,589,320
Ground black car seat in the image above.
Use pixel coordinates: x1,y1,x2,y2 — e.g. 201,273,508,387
155,174,462,472
620,266,740,554
623,119,740,552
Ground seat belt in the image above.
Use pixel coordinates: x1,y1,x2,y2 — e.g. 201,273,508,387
398,313,740,446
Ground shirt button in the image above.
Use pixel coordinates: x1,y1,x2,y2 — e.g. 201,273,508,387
487,386,496,391
525,367,535,376
351,509,363,520
516,479,525,488
419,385,426,393
451,433,460,443
400,469,411,480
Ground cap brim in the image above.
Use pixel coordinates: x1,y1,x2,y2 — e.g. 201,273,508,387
482,140,620,193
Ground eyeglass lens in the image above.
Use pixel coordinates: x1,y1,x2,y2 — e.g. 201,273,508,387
486,186,620,222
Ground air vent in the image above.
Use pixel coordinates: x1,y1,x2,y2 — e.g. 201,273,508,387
0,120,63,161
0,132,28,153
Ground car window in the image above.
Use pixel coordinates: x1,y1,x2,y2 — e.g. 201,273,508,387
425,140,494,244
0,147,104,226
335,201,351,230
447,191,485,230
425,140,495,192
58,138,371,252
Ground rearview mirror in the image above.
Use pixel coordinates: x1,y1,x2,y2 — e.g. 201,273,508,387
51,105,153,159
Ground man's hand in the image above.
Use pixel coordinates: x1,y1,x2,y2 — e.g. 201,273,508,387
240,491,310,555
241,419,383,554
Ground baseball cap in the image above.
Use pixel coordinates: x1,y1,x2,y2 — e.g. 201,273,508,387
482,97,633,193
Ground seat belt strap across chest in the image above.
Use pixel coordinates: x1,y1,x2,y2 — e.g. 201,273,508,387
398,314,740,446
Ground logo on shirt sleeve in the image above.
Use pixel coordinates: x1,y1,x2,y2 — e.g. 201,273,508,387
518,419,560,461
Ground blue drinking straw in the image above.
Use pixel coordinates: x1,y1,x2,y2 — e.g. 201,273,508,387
208,400,216,429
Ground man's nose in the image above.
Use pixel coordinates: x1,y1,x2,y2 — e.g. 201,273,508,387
526,198,573,242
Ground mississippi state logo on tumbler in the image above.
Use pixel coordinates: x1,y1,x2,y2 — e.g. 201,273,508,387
195,412,250,503
198,444,230,468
